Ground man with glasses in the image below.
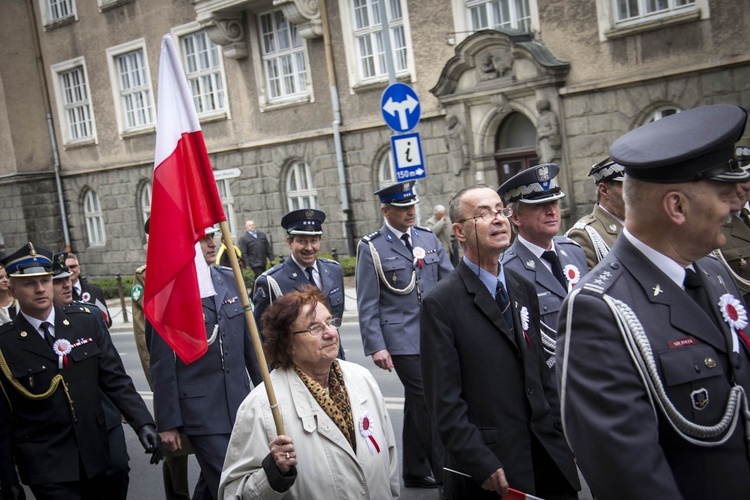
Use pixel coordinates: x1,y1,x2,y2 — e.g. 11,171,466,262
356,180,453,489
420,185,580,499
65,253,112,328
253,208,346,359
150,226,262,499
498,164,588,366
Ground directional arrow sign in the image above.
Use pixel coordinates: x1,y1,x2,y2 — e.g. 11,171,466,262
391,132,426,181
381,83,421,133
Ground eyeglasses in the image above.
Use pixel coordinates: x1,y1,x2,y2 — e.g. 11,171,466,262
67,264,79,270
292,317,342,337
456,208,513,224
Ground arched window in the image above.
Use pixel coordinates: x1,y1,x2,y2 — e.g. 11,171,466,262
83,189,106,246
646,106,681,123
377,149,396,190
286,161,318,210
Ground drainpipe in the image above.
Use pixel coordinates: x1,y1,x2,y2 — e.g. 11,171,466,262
27,0,71,251
319,0,356,256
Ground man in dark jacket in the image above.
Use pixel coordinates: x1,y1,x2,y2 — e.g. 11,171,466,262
238,220,274,278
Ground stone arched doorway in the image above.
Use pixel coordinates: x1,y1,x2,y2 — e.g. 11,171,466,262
494,112,538,186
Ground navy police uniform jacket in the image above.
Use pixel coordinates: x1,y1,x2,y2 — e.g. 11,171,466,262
502,236,588,344
0,305,154,486
253,256,345,330
150,266,261,436
356,224,453,356
556,236,750,499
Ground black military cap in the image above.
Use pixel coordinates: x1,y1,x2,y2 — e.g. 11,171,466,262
374,180,419,207
52,252,73,280
589,157,625,185
610,104,750,183
1,242,53,277
281,209,326,235
497,163,565,204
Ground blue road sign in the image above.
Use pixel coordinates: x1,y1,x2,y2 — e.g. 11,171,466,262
381,83,421,133
391,132,425,181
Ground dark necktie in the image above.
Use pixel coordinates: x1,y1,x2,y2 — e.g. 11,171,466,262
40,321,55,348
401,234,413,255
541,250,566,290
73,285,81,301
305,267,318,289
684,268,718,327
741,208,750,228
495,281,514,333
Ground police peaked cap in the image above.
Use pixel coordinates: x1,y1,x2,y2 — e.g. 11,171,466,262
374,180,419,207
589,157,625,185
281,209,326,235
497,163,565,204
52,251,73,279
1,242,54,277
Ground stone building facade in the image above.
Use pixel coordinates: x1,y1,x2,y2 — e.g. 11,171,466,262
1,0,748,278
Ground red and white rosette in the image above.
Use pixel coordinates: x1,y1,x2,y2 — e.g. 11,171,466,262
359,412,381,455
413,247,426,270
52,338,72,370
563,264,580,289
520,306,532,349
718,293,749,353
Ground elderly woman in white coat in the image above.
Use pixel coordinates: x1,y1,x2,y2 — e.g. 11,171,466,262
219,286,399,499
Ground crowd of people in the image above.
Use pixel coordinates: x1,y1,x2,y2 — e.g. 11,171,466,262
2,103,750,500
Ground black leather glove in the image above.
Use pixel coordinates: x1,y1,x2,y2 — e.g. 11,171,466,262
137,424,163,464
0,484,26,500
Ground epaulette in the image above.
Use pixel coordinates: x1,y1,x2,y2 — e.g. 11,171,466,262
67,303,93,314
0,321,16,335
555,235,582,248
362,231,381,242
414,224,432,233
579,261,623,296
135,264,147,274
263,263,285,276
319,257,342,267
569,215,595,231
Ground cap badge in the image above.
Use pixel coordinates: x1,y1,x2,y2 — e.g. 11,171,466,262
29,242,37,256
305,209,314,219
537,165,550,182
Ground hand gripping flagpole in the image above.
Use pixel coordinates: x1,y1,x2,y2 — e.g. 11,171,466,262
218,221,285,435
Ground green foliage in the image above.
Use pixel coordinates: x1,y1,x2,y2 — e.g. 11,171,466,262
92,276,134,300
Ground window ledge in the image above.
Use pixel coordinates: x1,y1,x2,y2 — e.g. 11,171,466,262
99,0,134,12
121,126,155,139
351,74,413,94
44,15,76,31
605,9,701,40
260,95,312,113
198,111,229,124
63,138,97,150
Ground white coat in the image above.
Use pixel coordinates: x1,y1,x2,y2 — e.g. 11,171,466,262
219,360,399,499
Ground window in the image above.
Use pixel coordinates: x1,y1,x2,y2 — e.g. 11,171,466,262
258,9,309,102
286,162,318,210
216,178,238,237
646,106,680,123
378,149,396,189
51,58,97,145
41,0,76,26
107,40,155,135
83,190,106,246
466,0,531,32
49,0,73,20
615,0,695,24
180,30,226,116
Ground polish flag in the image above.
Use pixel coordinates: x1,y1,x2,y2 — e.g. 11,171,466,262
144,34,226,364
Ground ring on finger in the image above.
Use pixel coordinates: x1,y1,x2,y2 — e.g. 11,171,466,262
285,452,289,459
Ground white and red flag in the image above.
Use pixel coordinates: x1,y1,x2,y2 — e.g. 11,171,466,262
144,34,226,364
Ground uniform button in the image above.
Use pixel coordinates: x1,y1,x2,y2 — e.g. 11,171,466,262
694,364,700,373
543,306,548,311
527,388,534,395
609,263,619,270
529,422,535,428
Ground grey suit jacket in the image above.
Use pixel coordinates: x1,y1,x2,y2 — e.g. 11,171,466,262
556,236,750,499
150,266,260,436
356,224,453,356
502,235,588,340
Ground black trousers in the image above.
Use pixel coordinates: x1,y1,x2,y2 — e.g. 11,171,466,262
29,470,106,500
392,354,444,482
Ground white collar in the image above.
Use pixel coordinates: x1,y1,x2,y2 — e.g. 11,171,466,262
622,228,687,289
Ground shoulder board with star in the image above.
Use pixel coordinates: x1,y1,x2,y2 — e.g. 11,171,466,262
362,231,381,242
569,215,595,231
414,224,432,233
554,235,582,248
66,303,94,314
263,263,285,276
581,262,623,296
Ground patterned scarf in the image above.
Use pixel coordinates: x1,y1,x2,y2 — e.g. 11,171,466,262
294,360,356,452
